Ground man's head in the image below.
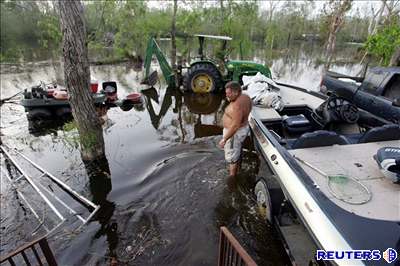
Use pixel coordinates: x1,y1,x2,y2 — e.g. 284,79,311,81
225,81,241,102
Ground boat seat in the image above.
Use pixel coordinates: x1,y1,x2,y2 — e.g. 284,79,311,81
358,124,400,143
291,130,349,149
283,114,312,134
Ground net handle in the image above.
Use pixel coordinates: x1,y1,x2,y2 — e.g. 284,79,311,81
294,156,328,178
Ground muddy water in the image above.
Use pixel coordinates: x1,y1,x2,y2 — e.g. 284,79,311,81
0,47,361,265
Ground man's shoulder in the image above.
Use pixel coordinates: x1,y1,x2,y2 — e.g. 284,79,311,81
240,93,252,104
240,93,251,100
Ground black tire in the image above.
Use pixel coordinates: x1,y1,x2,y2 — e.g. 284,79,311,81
55,107,72,119
183,63,222,93
27,108,53,127
120,100,134,112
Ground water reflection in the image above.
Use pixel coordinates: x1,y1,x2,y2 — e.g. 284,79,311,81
264,41,362,90
142,86,180,130
185,93,224,139
28,115,73,137
84,156,118,265
142,86,225,142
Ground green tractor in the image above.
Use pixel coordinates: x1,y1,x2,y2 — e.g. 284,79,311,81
143,34,271,93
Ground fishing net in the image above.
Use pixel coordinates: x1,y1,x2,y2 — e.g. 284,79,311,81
327,174,372,205
294,156,372,205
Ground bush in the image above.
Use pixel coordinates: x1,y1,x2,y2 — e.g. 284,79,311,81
365,25,400,66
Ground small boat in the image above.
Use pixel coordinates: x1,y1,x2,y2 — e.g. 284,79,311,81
248,77,400,265
20,81,143,122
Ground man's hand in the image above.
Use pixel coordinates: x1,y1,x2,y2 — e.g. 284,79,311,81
219,138,226,149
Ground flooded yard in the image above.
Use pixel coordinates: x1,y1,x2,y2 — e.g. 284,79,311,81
0,44,361,265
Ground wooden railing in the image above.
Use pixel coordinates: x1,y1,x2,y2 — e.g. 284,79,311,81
218,226,257,266
0,236,57,266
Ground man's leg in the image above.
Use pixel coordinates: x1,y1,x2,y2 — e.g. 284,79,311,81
229,162,239,177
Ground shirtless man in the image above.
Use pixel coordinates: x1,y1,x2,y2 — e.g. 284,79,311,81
219,81,252,177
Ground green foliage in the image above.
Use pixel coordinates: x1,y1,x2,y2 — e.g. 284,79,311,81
63,120,77,132
81,131,99,149
37,12,61,50
0,0,375,63
365,25,400,65
62,121,99,150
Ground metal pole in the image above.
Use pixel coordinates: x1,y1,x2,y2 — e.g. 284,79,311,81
78,205,101,230
0,147,65,221
1,167,50,233
2,145,98,211
35,181,86,223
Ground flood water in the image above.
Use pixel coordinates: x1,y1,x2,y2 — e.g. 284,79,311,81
0,42,362,265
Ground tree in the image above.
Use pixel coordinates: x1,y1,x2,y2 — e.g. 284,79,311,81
171,0,178,86
389,46,400,66
368,0,386,35
324,0,352,70
57,0,105,161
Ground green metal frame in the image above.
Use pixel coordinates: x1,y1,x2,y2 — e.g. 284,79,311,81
225,60,272,82
144,37,176,87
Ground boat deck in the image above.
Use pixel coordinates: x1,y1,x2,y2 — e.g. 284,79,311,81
289,140,400,221
278,84,324,109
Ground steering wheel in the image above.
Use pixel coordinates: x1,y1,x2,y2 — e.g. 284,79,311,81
339,103,359,123
325,96,344,121
325,96,359,123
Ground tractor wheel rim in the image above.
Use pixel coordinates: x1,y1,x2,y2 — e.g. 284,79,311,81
192,74,213,93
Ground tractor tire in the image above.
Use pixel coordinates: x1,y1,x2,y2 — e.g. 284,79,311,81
183,63,222,94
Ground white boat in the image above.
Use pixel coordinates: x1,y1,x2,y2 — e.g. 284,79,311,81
248,80,400,265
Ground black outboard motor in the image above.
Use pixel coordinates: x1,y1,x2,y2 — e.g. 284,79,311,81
102,81,118,102
375,147,400,183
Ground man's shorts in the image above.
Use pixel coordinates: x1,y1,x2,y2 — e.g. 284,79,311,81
223,125,250,164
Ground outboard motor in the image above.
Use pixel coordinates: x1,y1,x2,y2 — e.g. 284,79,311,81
31,84,47,98
102,81,118,102
375,147,400,183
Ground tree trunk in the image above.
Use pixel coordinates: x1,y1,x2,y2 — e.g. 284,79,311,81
324,0,352,71
268,0,278,23
368,0,386,35
389,47,400,66
171,0,178,87
58,0,105,161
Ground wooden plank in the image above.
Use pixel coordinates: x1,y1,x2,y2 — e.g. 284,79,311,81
31,246,43,266
0,236,47,263
38,239,57,266
20,250,31,266
219,227,257,266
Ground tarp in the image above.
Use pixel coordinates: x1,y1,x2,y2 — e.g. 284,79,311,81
242,72,283,111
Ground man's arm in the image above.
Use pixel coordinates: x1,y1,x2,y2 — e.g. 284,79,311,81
219,104,242,147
